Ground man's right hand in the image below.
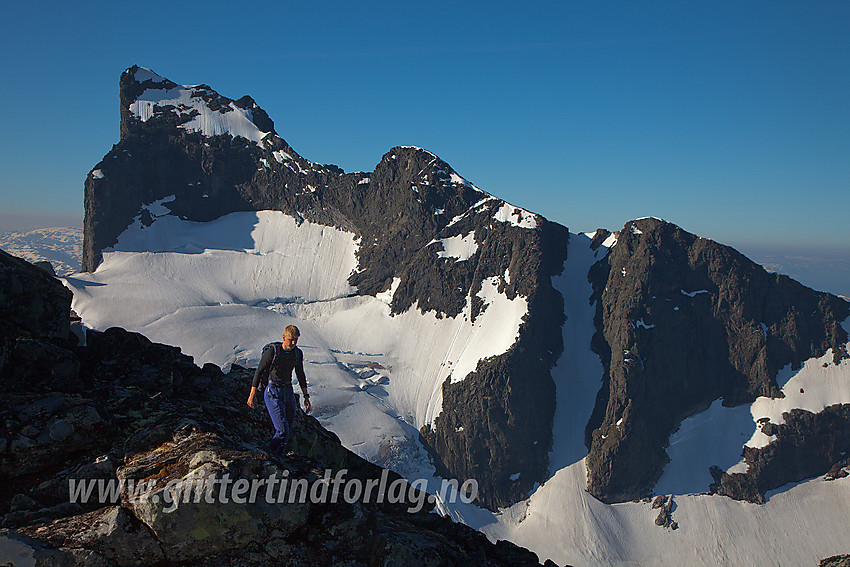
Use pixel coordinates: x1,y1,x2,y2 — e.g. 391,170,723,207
247,386,258,409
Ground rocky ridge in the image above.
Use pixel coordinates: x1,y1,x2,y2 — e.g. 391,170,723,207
0,251,555,566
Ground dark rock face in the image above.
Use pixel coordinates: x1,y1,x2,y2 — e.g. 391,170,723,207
1,249,71,341
711,404,850,503
0,255,547,566
82,66,570,510
584,217,849,503
421,220,568,508
1,249,78,397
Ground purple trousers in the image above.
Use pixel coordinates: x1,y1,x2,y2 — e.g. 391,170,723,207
264,383,296,456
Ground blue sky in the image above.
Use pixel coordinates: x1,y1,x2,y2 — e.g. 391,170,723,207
1,1,848,255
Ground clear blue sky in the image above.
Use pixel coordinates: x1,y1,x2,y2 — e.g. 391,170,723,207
1,1,848,254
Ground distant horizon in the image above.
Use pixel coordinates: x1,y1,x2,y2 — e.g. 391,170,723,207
2,208,847,299
4,205,850,254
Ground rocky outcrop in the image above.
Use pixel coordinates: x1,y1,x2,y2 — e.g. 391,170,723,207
0,254,551,566
584,217,849,503
1,249,72,342
711,404,850,503
1,249,77,399
82,66,570,510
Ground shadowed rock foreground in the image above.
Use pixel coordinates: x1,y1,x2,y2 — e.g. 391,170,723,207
0,250,554,566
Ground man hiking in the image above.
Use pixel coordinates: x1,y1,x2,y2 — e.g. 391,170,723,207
246,325,311,456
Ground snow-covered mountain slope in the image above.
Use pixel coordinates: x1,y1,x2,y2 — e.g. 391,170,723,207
583,217,849,504
0,227,82,276
82,65,570,510
65,209,533,477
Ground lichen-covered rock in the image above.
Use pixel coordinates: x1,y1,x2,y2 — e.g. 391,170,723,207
21,506,164,566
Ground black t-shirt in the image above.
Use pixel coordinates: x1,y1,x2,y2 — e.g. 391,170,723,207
251,343,307,391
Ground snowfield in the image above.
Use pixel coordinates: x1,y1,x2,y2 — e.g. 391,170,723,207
64,209,528,469
63,215,850,567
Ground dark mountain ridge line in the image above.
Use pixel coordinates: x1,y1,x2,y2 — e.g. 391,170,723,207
82,65,569,510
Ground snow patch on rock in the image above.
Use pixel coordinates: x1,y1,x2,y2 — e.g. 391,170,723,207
435,232,478,262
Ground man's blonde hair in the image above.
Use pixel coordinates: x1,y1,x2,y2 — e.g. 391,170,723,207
283,325,300,339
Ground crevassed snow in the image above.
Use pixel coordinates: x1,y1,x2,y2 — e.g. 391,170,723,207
313,273,527,428
64,208,529,455
493,203,538,229
435,232,478,261
129,79,269,143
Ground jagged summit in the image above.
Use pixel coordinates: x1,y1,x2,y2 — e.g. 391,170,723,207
120,65,276,143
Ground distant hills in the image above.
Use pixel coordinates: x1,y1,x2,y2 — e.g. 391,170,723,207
0,227,82,276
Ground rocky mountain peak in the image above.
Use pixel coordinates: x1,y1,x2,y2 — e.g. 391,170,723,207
81,67,571,511
80,66,850,516
119,65,275,143
585,216,849,502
